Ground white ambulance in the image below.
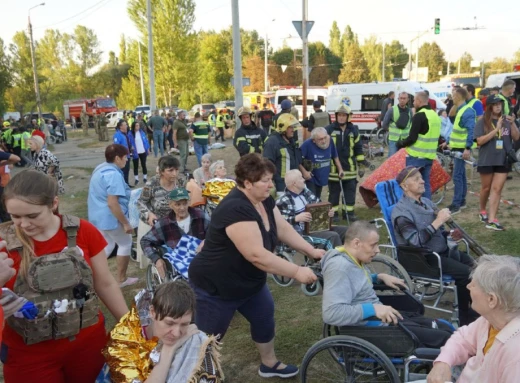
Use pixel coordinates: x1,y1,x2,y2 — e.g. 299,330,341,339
274,87,328,119
326,81,446,135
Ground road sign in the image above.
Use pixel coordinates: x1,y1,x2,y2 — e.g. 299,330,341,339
292,21,314,39
230,77,251,87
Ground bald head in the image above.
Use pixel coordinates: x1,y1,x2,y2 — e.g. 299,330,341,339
415,91,429,105
285,169,302,185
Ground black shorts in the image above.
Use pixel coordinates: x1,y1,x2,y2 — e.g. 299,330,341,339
477,165,511,174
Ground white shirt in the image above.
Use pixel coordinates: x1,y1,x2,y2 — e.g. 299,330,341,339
177,216,191,234
134,131,145,154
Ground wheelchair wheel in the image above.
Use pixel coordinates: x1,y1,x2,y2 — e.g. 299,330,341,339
146,261,174,291
368,255,414,293
300,335,400,383
271,252,295,287
301,280,322,296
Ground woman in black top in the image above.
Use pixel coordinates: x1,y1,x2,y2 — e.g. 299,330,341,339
189,153,324,379
475,95,519,231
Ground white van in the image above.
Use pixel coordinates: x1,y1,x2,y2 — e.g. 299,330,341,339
326,81,446,134
422,81,453,100
274,87,328,119
486,72,520,90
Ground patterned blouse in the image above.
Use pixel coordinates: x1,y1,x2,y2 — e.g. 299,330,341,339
137,175,185,223
31,148,65,195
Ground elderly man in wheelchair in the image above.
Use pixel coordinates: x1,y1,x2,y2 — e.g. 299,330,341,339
391,166,477,326
140,187,210,286
300,221,455,382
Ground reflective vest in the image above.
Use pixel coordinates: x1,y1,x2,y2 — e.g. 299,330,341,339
388,105,412,142
20,132,31,150
497,94,511,116
216,115,225,128
466,98,481,122
191,120,210,145
209,114,216,127
12,133,22,148
2,128,13,145
128,117,135,127
328,124,364,181
405,109,440,160
311,111,329,129
450,104,475,149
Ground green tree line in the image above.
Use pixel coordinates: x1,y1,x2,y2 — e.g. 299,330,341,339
0,2,519,117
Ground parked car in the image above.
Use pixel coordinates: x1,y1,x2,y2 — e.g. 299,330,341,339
105,111,125,128
134,105,151,117
215,100,235,111
189,103,216,121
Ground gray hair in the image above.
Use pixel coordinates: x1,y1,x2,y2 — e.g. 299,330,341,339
311,127,328,140
415,91,429,104
284,169,302,185
344,221,378,244
471,255,520,314
209,160,225,177
201,153,212,163
398,91,409,98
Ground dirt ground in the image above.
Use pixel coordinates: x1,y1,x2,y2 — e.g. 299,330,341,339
2,130,520,382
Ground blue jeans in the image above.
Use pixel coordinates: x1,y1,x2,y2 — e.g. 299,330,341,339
152,130,164,157
193,141,208,167
388,140,398,158
451,157,467,208
405,156,433,200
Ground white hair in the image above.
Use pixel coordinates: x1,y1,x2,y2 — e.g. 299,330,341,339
284,169,302,185
201,153,212,163
471,255,520,314
209,160,225,177
311,127,328,140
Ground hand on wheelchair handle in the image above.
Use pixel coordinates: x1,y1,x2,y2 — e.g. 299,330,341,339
155,259,166,279
427,361,452,383
373,304,403,325
294,266,317,285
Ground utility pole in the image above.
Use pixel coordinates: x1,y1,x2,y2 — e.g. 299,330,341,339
28,3,45,129
138,42,146,106
146,0,156,110
301,0,309,125
447,61,450,76
231,0,243,129
382,43,386,82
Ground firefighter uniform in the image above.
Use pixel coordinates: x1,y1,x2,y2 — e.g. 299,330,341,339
233,107,267,157
325,105,364,217
263,114,302,193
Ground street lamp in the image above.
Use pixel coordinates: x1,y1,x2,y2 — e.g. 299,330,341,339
28,2,45,128
264,18,275,92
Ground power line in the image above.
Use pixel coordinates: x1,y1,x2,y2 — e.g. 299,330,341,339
33,0,111,29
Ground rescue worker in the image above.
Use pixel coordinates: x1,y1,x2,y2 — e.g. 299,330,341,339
308,100,331,132
273,99,293,131
11,127,23,167
325,104,364,221
99,112,109,141
383,91,413,157
93,112,100,138
127,112,135,129
497,79,516,116
257,103,275,135
2,122,13,152
215,109,226,142
396,91,442,201
463,84,484,121
263,113,302,196
208,109,217,137
189,112,210,166
233,106,267,157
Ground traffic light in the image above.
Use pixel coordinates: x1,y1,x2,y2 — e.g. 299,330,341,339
434,18,440,34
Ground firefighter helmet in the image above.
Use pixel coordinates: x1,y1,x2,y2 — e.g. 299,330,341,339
335,104,352,122
237,106,253,117
2,121,10,127
277,113,301,133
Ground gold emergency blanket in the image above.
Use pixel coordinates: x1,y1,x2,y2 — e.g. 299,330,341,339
102,306,158,383
202,179,236,202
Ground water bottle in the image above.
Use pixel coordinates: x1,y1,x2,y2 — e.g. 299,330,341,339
452,151,463,159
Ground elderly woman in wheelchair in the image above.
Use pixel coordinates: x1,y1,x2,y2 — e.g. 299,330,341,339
300,221,454,382
140,187,210,286
426,255,520,383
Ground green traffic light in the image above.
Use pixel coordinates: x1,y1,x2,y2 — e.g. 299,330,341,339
434,18,440,34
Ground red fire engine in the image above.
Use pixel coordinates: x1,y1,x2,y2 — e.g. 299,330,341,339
63,97,117,122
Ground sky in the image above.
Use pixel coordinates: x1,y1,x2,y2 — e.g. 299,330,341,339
2,0,519,67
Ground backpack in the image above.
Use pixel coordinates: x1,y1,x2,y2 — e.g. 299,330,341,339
1,215,100,345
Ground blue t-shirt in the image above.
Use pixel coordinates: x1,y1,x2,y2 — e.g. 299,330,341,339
469,97,484,117
88,162,131,231
301,139,337,187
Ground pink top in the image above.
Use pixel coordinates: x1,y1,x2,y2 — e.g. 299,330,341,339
435,316,520,382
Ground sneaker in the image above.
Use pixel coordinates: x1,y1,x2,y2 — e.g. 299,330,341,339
486,221,505,231
479,213,488,223
258,362,299,379
460,200,467,209
120,277,139,288
448,205,461,215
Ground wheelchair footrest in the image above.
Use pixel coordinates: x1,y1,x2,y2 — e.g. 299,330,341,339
414,348,440,360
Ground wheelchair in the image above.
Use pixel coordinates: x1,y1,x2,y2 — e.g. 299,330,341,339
300,283,453,383
373,179,478,326
145,246,184,291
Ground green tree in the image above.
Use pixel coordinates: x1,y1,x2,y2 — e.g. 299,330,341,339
197,31,232,102
360,35,382,81
73,25,102,77
0,38,11,115
308,42,341,86
457,52,473,74
119,35,127,64
418,42,446,81
338,41,370,83
329,21,342,58
384,40,408,80
485,57,512,81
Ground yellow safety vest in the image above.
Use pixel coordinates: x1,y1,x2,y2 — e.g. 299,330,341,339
388,105,412,142
497,94,511,116
405,109,440,160
216,115,225,128
450,104,475,150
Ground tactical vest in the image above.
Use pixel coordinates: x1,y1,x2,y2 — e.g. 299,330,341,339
3,215,100,345
192,121,210,145
405,109,440,160
497,94,511,116
388,105,412,142
311,111,329,129
450,104,475,149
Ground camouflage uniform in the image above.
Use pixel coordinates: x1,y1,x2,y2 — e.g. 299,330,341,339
99,113,109,141
80,111,89,135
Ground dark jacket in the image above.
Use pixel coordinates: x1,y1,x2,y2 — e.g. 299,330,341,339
397,105,431,149
325,122,364,179
263,132,302,191
233,122,267,156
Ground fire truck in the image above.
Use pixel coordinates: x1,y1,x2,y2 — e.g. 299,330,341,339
63,97,118,123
